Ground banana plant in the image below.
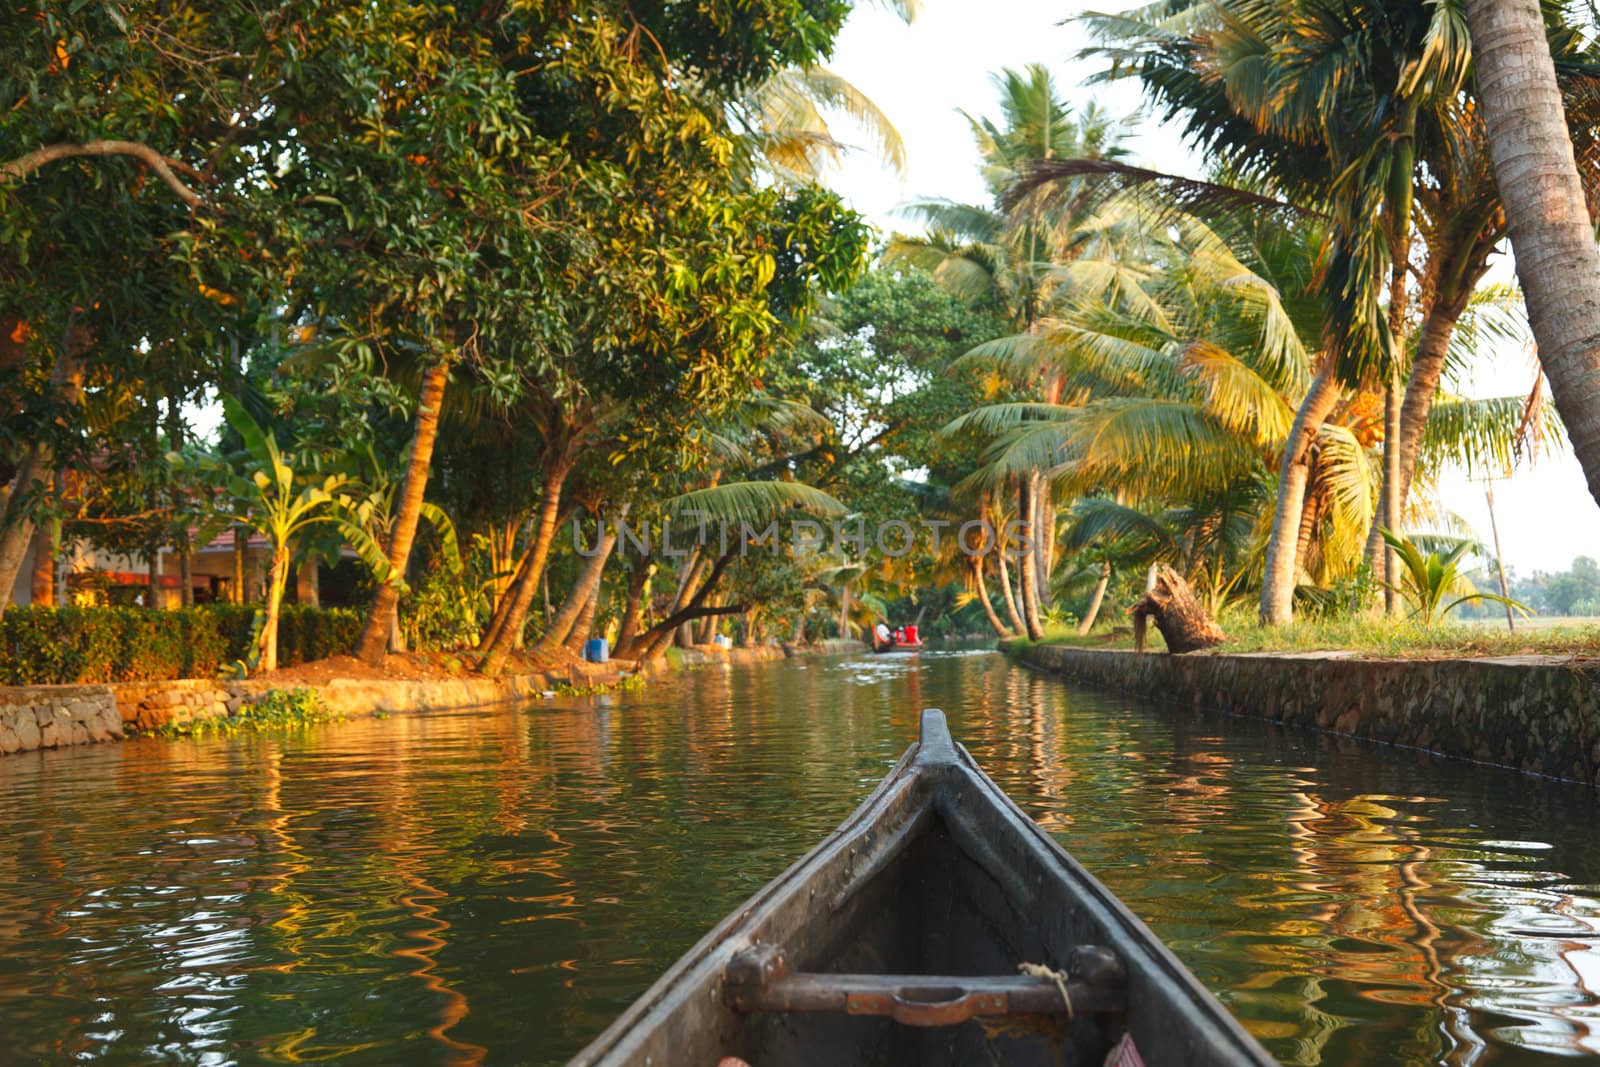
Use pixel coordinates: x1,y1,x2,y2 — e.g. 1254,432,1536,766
1377,527,1530,626
174,396,382,673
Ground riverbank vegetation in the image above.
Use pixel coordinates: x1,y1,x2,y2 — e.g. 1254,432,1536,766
1023,615,1600,662
9,0,1600,684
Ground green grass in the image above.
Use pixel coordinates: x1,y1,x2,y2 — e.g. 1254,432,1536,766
1024,615,1600,660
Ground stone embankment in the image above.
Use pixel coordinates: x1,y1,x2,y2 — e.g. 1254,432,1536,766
0,638,851,757
1012,642,1600,786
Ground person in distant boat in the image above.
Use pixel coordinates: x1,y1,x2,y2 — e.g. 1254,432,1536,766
874,620,893,651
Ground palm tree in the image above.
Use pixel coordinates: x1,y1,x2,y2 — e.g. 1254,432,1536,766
888,67,1131,636
739,66,908,181
944,199,1551,622
1077,0,1533,624
1465,0,1600,511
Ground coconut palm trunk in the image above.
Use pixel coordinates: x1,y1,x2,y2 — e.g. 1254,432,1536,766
477,455,575,675
620,551,738,662
615,558,653,652
539,509,623,653
1077,561,1112,636
971,558,1010,637
563,581,605,654
1360,281,1483,573
1017,479,1045,639
1381,376,1402,614
1031,472,1052,613
355,355,451,664
1260,368,1342,624
674,552,709,648
1467,0,1600,507
995,549,1025,635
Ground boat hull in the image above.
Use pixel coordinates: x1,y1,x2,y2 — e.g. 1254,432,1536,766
568,709,1275,1066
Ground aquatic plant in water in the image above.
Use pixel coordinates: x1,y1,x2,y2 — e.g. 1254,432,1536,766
142,688,346,740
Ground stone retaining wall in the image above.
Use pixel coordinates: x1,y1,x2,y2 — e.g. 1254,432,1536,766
1012,643,1600,786
0,686,124,754
0,639,856,757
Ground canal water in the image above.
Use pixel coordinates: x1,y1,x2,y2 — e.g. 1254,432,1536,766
2,649,1599,1066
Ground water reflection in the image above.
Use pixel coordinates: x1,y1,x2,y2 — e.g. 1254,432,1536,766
0,649,1598,1065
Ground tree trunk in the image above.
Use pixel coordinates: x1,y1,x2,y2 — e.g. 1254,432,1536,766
1467,0,1600,509
695,592,720,644
166,403,193,607
296,558,320,608
995,544,1025,635
563,580,604,654
1017,479,1045,639
615,558,653,652
477,455,573,675
838,579,853,640
355,355,451,664
0,351,82,613
1260,368,1341,624
0,445,47,612
539,509,622,653
233,524,248,603
1076,560,1111,636
674,552,709,648
28,525,53,607
1382,375,1403,615
1396,284,1479,512
618,552,739,661
1132,565,1227,654
1031,472,1052,614
972,559,1011,637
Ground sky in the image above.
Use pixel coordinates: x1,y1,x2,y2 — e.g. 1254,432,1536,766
815,0,1600,576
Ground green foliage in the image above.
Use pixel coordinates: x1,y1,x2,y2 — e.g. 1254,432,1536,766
1378,528,1530,626
145,688,345,740
1512,556,1600,617
402,545,493,652
0,605,357,685
1295,567,1377,621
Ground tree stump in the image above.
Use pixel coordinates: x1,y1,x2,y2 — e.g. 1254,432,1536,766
1130,565,1227,653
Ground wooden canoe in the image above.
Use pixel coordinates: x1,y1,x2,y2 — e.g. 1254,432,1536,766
568,709,1277,1067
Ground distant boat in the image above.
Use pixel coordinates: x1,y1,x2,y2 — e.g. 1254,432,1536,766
568,709,1276,1067
870,625,924,653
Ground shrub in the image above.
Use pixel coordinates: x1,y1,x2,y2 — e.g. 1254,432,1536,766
0,604,361,685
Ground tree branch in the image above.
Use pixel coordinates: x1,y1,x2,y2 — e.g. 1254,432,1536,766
3,141,203,206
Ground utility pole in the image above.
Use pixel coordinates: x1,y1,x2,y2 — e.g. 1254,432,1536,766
1483,474,1516,632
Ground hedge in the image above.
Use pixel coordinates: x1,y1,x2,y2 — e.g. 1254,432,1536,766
0,605,361,685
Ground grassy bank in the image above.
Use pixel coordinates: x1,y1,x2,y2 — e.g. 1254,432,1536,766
1016,616,1600,661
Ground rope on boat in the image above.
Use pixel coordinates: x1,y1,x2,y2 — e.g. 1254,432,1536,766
1018,961,1074,1019
977,960,1076,1052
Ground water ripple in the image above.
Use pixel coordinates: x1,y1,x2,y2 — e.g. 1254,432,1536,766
0,651,1596,1065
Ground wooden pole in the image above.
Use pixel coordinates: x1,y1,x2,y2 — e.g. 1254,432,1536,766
1484,477,1516,633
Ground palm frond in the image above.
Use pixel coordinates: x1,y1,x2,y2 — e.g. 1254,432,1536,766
662,480,845,529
